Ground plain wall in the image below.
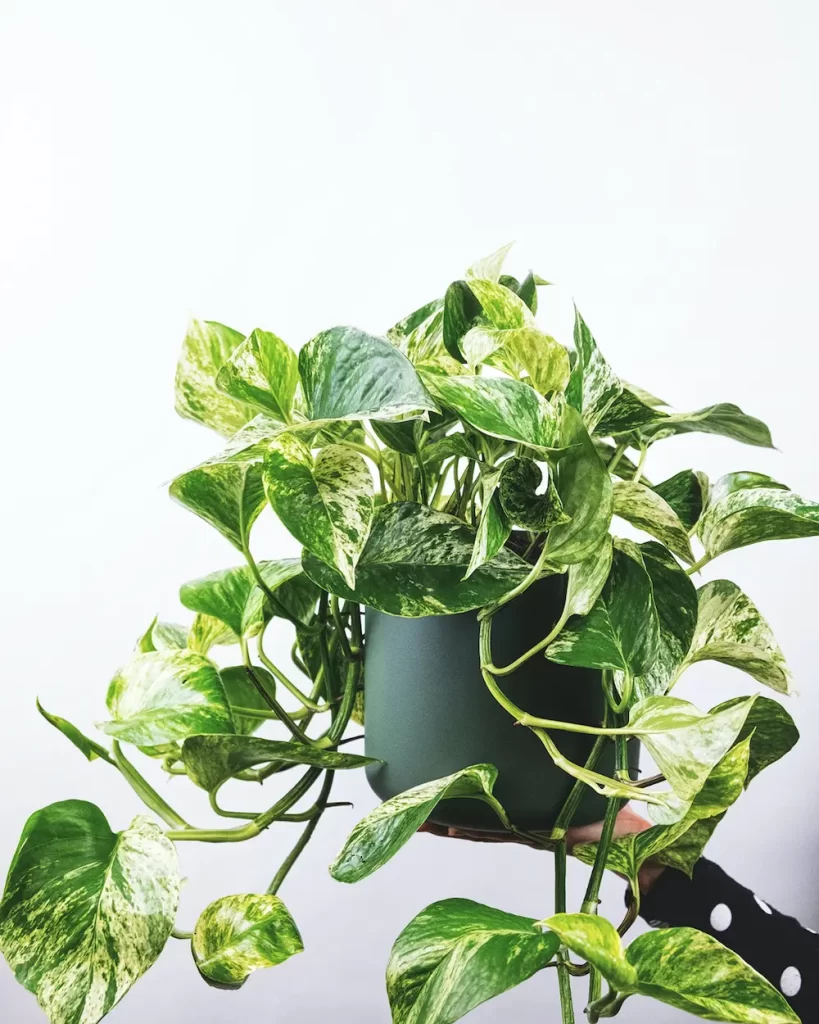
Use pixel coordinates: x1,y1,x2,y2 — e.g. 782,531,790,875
2,2,818,1021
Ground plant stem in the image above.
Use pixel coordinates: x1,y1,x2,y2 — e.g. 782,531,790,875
580,734,629,915
240,637,317,744
550,728,608,841
486,610,569,676
331,596,354,661
171,929,193,940
113,741,191,830
242,540,320,635
607,443,627,474
631,445,648,484
555,840,576,1024
685,553,712,575
257,623,327,712
479,542,554,621
267,770,335,894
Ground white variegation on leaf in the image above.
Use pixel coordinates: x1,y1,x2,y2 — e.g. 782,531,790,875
566,308,622,432
169,461,267,551
465,278,534,331
638,403,774,449
188,613,239,654
613,481,695,563
192,414,287,469
330,765,501,883
0,801,179,1024
699,486,819,558
561,536,613,619
263,435,374,588
465,478,510,580
465,242,515,283
214,328,299,423
708,470,789,508
175,319,254,437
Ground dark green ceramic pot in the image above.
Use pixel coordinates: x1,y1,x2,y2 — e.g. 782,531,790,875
364,573,639,831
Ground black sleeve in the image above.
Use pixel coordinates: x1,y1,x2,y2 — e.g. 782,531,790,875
637,858,817,1020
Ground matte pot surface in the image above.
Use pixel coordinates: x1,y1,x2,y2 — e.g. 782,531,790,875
363,574,639,831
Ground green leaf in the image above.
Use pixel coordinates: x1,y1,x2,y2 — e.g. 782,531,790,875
420,373,559,451
629,541,697,699
188,614,239,654
102,650,234,745
682,580,792,693
544,406,613,564
170,461,267,551
613,481,695,563
214,328,299,422
330,765,500,882
547,543,659,676
302,502,530,616
422,434,479,465
218,666,277,736
175,319,254,437
595,387,667,436
36,700,115,764
298,326,438,425
731,695,800,784
371,419,418,455
625,927,799,1022
388,298,444,342
699,485,819,558
442,281,480,363
566,309,622,432
192,414,286,469
543,914,637,993
561,536,613,618
653,470,708,530
392,308,462,375
465,481,511,580
466,242,515,283
708,471,789,507
498,457,570,531
0,800,179,1024
181,734,375,792
639,403,774,449
504,329,571,395
387,899,559,1024
192,893,303,988
263,436,374,587
466,278,533,331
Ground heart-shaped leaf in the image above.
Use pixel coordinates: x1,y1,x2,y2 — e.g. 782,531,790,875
422,434,480,465
499,457,570,531
388,298,444,342
298,326,438,425
681,579,792,693
0,801,179,1024
638,403,774,449
595,387,667,436
420,373,559,450
36,700,115,764
390,307,462,375
138,620,188,652
214,328,299,422
699,486,819,559
544,914,637,993
102,650,234,745
330,764,500,882
442,281,481,363
303,502,530,616
175,319,254,437
263,436,374,587
188,614,239,654
653,470,708,530
561,537,614,619
192,414,287,469
503,328,571,395
192,894,303,988
387,899,559,1024
544,406,613,564
466,243,515,283
613,481,695,563
708,471,789,507
170,462,267,551
566,309,622,432
466,278,534,332
181,734,376,792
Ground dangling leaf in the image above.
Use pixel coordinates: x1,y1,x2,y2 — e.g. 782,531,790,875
0,801,179,1024
466,242,515,283
263,436,374,587
420,373,559,451
653,470,708,530
560,536,613,619
302,502,530,616
170,461,267,551
442,281,480,363
596,388,668,436
681,580,792,693
566,308,622,432
613,481,695,563
214,328,299,423
543,915,636,993
498,457,570,531
101,649,234,745
181,561,294,638
699,486,819,559
175,319,254,437
298,326,438,425
546,543,659,676
544,406,613,564
465,479,511,580
387,899,559,1024
218,666,277,736
181,734,375,792
639,403,774,449
192,894,303,988
330,764,500,882
36,700,115,764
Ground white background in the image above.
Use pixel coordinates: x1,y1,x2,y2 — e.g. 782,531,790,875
2,2,819,1021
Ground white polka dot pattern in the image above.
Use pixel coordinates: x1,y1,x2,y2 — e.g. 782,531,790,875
754,894,773,915
780,966,801,997
710,903,732,932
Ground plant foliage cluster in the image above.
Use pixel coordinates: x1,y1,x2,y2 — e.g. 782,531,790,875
2,244,815,1023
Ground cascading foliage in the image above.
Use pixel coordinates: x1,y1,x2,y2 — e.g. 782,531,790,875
2,243,814,1024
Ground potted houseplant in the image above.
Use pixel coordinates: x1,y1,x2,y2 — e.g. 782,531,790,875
1,244,815,1024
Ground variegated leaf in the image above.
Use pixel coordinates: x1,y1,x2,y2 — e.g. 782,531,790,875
399,308,462,374
101,649,234,746
639,403,774,449
466,278,534,332
498,457,570,532
565,308,622,432
174,319,254,437
387,899,559,1024
180,560,303,637
544,914,636,993
708,470,788,507
561,536,613,618
595,387,667,436
653,470,709,531
188,613,239,654
330,765,500,882
0,801,179,1024
169,461,267,551
420,373,559,451
214,328,299,422
423,434,480,466
503,328,571,395
192,414,286,469
681,580,792,693
263,436,374,588
442,281,480,363
465,480,510,580
387,298,444,342
544,405,613,564
302,502,530,616
192,894,303,988
181,734,375,791
36,701,115,764
298,326,438,425
138,620,188,653
699,486,819,558
466,242,515,283
613,481,695,563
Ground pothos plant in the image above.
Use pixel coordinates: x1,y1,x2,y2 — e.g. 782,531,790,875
1,243,815,1024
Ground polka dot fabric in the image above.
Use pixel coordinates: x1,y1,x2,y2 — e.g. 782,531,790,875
638,858,816,1019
